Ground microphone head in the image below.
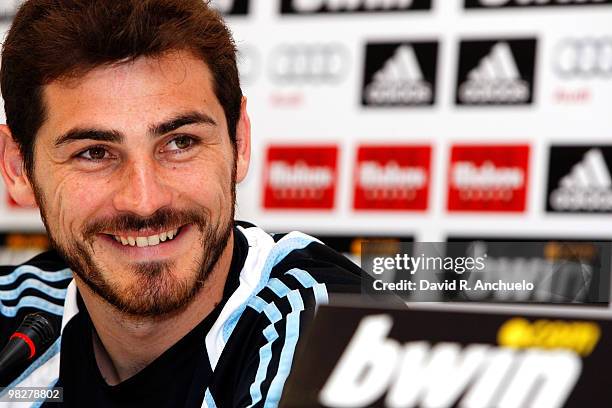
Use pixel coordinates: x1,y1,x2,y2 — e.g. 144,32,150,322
18,313,59,350
0,312,61,383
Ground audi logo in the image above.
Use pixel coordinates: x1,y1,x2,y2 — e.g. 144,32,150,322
555,38,612,76
269,44,350,83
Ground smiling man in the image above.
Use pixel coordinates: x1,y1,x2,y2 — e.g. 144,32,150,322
0,1,363,407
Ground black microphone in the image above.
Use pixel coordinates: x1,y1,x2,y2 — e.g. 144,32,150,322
0,313,59,377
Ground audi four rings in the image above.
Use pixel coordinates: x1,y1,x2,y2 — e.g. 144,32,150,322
269,44,351,82
555,38,612,76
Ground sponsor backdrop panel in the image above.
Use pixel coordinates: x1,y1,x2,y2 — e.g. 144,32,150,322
0,1,610,305
225,0,611,242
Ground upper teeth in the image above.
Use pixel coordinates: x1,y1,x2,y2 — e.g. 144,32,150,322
113,228,179,247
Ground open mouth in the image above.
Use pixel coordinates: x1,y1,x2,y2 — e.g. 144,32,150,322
109,226,185,248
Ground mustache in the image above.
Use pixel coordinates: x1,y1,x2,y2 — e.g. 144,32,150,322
83,208,209,238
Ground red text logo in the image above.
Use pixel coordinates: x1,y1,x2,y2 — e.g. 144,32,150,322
448,145,529,212
264,145,338,209
354,145,431,210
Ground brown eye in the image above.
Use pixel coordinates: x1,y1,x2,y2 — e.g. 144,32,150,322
88,147,107,160
79,147,109,161
167,136,195,151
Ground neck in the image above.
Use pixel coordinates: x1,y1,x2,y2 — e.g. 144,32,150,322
75,232,234,385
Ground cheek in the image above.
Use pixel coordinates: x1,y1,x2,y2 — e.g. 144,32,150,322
44,175,110,229
173,158,234,206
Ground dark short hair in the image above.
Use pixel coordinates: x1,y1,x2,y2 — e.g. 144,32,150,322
1,0,242,178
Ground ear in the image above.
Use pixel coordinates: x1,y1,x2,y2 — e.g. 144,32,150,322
0,125,38,208
234,96,251,183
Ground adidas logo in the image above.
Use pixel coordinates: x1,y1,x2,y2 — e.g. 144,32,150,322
289,0,416,12
458,42,530,104
365,45,433,105
358,161,427,199
268,161,334,199
550,149,612,211
452,161,524,200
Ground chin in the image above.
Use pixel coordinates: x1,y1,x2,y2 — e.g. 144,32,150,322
121,260,203,314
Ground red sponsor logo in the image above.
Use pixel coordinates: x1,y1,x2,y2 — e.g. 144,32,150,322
263,145,338,209
354,145,431,210
448,145,530,212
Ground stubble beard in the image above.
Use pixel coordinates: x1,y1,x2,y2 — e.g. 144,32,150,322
34,179,236,319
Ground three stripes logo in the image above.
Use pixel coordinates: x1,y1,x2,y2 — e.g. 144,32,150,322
362,41,438,106
547,146,612,213
456,39,537,105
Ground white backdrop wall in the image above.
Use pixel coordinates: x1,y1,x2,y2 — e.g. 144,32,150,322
0,0,609,243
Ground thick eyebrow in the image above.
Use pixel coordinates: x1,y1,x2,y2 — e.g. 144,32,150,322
149,111,217,137
55,129,123,147
54,111,217,148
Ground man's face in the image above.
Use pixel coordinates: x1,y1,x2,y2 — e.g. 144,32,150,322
27,51,249,317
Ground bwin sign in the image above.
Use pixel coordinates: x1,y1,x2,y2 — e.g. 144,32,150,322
465,0,612,7
319,315,581,408
291,0,415,10
281,0,432,13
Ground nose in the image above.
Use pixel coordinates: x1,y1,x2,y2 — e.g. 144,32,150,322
112,156,173,216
